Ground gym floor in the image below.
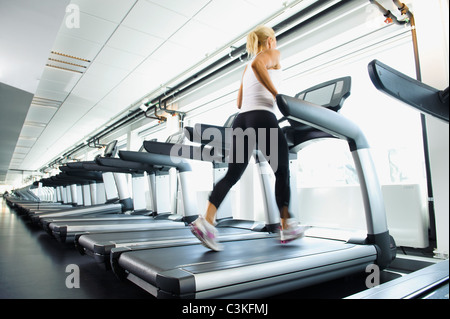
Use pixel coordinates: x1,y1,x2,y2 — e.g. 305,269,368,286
0,198,152,299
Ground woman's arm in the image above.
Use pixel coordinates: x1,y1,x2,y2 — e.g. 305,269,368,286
251,49,281,99
236,65,248,109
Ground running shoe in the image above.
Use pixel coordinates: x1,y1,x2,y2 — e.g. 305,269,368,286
280,220,308,243
190,215,223,251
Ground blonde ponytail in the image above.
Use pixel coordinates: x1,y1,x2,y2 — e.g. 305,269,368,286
246,25,276,58
246,31,259,57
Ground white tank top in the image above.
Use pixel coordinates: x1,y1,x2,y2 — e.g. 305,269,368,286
240,61,282,114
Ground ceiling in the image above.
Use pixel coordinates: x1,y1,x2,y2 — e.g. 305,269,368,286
1,0,318,187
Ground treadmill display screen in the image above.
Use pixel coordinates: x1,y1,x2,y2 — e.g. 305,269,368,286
303,83,336,106
166,133,184,144
104,140,117,157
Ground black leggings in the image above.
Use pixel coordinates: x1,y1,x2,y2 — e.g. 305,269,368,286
209,110,291,216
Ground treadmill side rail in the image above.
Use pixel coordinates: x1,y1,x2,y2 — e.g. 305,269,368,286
368,59,449,123
346,259,449,299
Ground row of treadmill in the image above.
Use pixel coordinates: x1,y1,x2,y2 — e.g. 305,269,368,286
5,60,448,299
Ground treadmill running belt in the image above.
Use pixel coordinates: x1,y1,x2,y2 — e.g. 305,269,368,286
79,227,257,253
116,237,376,298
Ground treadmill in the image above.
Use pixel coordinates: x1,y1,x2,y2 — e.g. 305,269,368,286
9,180,74,215
32,140,168,231
108,76,397,299
46,131,224,243
74,113,276,269
39,157,160,238
28,171,117,224
45,145,191,243
26,141,127,224
344,60,449,299
7,172,89,214
23,152,117,217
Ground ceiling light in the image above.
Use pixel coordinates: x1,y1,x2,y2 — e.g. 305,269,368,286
46,63,84,74
24,121,47,128
50,51,91,63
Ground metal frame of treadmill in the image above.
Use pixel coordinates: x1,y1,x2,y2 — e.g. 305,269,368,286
45,156,186,243
108,79,396,298
344,59,449,299
73,114,274,268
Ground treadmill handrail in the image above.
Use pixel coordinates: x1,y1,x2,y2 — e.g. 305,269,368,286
276,93,395,268
276,94,369,151
368,59,449,123
96,156,155,173
81,162,139,174
119,150,193,172
143,140,222,163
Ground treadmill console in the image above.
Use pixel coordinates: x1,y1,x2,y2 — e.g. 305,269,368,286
103,140,118,157
283,77,351,133
295,76,351,112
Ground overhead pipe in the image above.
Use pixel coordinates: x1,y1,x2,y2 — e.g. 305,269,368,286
143,103,167,123
369,0,420,79
369,0,407,25
391,0,421,80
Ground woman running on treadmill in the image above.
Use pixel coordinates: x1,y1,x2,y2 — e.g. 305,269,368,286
190,25,306,251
